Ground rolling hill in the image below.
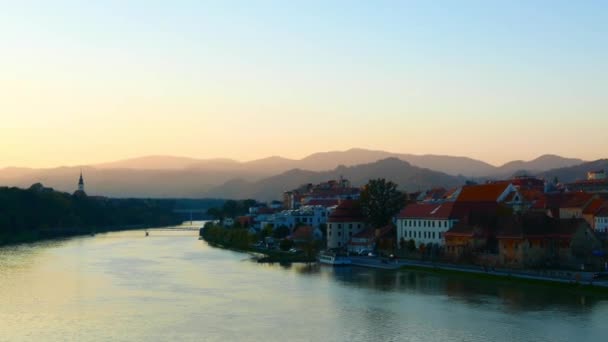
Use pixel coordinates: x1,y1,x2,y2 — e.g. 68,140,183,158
204,158,467,201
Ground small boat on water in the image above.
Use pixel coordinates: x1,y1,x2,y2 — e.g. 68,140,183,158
318,251,351,266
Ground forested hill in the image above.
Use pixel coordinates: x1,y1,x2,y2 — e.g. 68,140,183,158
0,183,181,245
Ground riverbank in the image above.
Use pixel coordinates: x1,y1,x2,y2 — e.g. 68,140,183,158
345,256,608,294
0,224,173,247
401,264,608,295
202,239,317,263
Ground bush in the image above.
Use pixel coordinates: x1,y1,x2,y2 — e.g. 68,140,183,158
279,239,294,251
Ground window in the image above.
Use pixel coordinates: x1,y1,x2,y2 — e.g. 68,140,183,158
338,224,342,229
349,223,353,229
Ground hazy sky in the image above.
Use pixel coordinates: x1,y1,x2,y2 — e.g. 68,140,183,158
1,1,607,168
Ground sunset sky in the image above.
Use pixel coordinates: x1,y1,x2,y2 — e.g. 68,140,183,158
1,1,607,168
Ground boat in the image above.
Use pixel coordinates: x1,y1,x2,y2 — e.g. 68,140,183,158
318,251,351,266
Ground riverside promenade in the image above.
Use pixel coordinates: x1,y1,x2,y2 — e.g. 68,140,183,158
349,256,608,288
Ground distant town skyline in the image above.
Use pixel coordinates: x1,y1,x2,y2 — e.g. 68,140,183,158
1,1,606,168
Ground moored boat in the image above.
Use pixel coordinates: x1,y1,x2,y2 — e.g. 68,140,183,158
318,251,351,266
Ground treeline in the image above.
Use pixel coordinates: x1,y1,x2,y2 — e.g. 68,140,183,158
200,222,253,250
0,184,181,245
206,199,257,220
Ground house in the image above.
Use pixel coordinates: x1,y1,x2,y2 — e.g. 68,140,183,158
496,215,601,268
283,178,360,209
588,170,606,180
222,218,235,227
558,192,595,219
416,188,448,203
326,200,367,249
582,198,606,228
444,223,487,261
347,225,395,254
453,182,518,203
395,202,458,248
264,205,332,231
288,225,323,243
595,207,608,234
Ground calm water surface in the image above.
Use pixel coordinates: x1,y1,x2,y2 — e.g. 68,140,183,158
1,223,607,341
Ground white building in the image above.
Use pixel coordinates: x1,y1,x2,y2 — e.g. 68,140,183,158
588,170,606,181
595,208,608,233
326,200,367,249
262,205,333,231
395,202,458,247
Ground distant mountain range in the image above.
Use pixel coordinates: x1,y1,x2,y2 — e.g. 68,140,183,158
0,148,595,199
538,159,608,183
90,148,584,176
204,158,467,201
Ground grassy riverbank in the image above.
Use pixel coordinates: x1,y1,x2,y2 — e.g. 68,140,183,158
202,239,317,263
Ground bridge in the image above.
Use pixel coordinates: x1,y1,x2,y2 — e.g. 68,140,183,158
148,225,202,232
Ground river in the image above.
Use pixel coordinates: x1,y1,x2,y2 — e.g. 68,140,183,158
1,223,607,341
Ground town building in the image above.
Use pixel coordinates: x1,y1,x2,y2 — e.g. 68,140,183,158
444,223,487,261
283,178,360,209
263,205,332,231
453,182,520,205
496,215,601,268
326,200,367,249
396,202,458,248
582,198,606,228
588,170,606,180
595,207,608,234
288,225,323,243
557,192,595,219
347,225,394,254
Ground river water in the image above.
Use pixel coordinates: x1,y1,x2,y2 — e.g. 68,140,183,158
1,223,607,341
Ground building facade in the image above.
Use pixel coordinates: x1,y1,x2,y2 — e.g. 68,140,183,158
326,200,366,249
395,202,458,247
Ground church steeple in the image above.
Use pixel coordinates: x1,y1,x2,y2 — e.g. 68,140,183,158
78,170,85,192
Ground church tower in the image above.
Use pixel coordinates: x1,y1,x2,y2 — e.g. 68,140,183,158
78,170,85,192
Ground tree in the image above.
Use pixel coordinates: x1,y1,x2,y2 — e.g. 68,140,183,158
399,237,406,250
273,225,290,239
260,225,274,239
407,239,416,252
360,178,405,227
279,239,294,251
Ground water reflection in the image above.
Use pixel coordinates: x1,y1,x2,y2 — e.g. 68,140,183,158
1,229,607,342
281,262,606,313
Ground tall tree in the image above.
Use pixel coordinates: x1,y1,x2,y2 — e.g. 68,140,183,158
360,178,405,227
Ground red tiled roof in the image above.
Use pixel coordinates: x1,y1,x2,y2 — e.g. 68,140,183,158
456,183,511,202
349,225,394,244
583,198,605,215
328,200,365,223
560,192,594,209
496,215,589,239
305,199,340,207
289,226,314,241
397,202,456,220
444,223,484,238
596,207,608,218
